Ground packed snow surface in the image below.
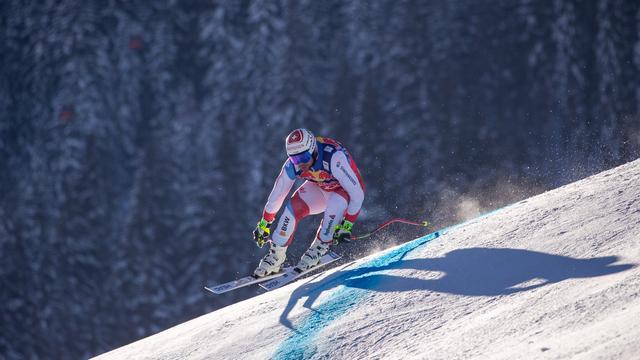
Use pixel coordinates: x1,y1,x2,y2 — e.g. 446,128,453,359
94,159,640,359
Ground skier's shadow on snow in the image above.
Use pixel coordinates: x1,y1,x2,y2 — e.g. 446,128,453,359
280,247,634,329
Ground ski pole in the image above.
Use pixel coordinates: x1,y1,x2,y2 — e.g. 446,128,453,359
350,218,430,241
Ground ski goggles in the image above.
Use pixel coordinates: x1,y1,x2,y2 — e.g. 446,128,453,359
289,150,313,165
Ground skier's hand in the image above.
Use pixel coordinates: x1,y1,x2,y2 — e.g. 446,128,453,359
253,218,272,248
333,219,353,244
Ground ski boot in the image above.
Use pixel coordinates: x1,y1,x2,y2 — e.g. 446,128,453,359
296,238,331,271
254,242,287,278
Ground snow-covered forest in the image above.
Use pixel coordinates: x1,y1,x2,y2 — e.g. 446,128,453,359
1,1,639,359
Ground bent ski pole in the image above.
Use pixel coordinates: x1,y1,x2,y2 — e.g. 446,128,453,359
351,218,430,241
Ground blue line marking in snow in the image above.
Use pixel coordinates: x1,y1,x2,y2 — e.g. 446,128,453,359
271,205,512,360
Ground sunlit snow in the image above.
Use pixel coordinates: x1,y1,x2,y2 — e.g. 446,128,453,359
94,159,640,360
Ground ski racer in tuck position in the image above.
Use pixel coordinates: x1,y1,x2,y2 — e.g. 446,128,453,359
253,128,366,277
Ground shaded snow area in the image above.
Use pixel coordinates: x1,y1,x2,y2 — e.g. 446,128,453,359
94,159,640,360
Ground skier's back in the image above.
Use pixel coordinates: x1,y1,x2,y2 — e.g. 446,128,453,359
253,128,365,277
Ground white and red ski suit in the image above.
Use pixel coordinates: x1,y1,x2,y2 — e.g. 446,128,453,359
262,136,365,246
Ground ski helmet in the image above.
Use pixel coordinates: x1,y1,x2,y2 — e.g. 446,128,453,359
285,128,317,165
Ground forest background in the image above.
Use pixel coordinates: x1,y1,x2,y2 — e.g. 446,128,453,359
1,1,639,358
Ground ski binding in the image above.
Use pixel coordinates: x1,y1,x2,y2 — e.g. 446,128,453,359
259,251,342,291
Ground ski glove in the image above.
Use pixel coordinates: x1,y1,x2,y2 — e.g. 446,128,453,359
333,219,353,244
253,218,272,248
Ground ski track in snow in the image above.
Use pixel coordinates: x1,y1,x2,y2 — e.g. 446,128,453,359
93,159,640,360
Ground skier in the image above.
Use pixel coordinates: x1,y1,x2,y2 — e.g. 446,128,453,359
253,128,365,277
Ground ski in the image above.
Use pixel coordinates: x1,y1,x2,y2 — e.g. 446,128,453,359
259,251,342,291
204,271,286,294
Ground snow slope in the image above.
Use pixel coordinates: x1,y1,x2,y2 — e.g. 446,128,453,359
93,159,640,360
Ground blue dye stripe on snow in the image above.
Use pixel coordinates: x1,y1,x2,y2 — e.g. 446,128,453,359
272,205,512,360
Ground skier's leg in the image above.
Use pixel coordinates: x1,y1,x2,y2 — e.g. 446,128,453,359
255,182,325,277
316,190,349,243
297,190,349,271
270,181,326,247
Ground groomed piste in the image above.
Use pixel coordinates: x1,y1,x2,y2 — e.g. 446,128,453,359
94,159,640,360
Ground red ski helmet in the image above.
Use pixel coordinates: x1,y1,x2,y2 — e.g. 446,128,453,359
286,128,317,165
